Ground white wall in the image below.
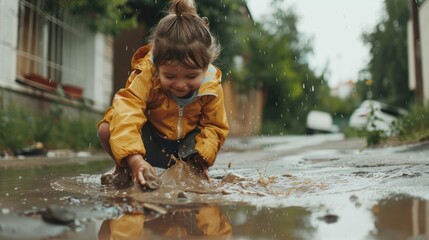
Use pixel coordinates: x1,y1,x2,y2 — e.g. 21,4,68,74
408,0,429,103
420,1,429,102
62,28,113,111
89,33,114,111
407,21,416,90
0,0,19,88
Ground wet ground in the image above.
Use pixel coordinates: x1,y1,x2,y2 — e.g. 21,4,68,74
1,134,428,240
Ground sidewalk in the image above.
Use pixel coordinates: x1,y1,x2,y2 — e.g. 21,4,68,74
0,151,110,168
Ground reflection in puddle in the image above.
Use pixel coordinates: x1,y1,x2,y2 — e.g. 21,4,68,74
97,203,313,240
371,196,429,240
99,204,232,239
71,196,428,240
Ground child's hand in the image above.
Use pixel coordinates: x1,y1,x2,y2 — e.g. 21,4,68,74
127,154,160,190
193,154,212,183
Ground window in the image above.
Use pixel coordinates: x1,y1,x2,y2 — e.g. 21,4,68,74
16,0,90,98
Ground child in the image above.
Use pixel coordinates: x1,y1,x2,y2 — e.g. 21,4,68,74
98,0,229,189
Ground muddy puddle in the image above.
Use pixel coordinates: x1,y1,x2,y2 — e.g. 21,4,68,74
1,158,428,239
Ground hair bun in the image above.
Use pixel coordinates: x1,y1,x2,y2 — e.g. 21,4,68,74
170,0,197,16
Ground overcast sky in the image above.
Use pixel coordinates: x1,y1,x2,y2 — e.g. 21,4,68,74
246,0,384,87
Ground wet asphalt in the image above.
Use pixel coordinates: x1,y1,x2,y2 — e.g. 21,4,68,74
1,134,429,240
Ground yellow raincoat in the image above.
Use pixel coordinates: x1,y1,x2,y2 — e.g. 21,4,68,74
99,45,229,167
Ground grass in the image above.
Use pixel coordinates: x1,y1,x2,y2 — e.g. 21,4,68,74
0,104,101,155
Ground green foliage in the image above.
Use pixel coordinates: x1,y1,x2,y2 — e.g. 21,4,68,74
398,103,429,141
365,106,389,146
365,130,387,146
0,105,35,153
236,2,329,134
0,105,101,154
360,0,413,108
44,0,138,36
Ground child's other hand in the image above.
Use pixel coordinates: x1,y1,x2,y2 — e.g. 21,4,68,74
127,154,160,189
193,154,212,183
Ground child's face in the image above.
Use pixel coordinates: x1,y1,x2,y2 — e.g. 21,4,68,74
158,61,205,98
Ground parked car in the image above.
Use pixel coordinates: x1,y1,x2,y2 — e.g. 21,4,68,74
348,100,407,135
306,110,339,134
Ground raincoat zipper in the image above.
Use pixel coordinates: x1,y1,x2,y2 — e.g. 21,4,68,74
177,105,184,139
176,92,218,140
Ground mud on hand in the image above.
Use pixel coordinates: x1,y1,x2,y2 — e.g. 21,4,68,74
138,168,162,191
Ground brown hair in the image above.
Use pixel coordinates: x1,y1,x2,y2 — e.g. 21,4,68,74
150,0,220,69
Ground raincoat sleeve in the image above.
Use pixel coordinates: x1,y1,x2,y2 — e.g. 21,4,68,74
195,84,229,166
109,70,153,167
96,72,136,128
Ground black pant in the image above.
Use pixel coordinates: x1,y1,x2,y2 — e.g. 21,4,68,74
142,122,199,168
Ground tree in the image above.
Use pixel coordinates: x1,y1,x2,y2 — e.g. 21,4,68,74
360,0,413,108
44,0,138,36
233,1,328,134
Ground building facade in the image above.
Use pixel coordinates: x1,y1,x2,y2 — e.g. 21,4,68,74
0,0,113,117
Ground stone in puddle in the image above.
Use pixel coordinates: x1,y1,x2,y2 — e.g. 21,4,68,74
139,168,162,191
41,206,76,225
177,192,187,198
318,214,339,224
